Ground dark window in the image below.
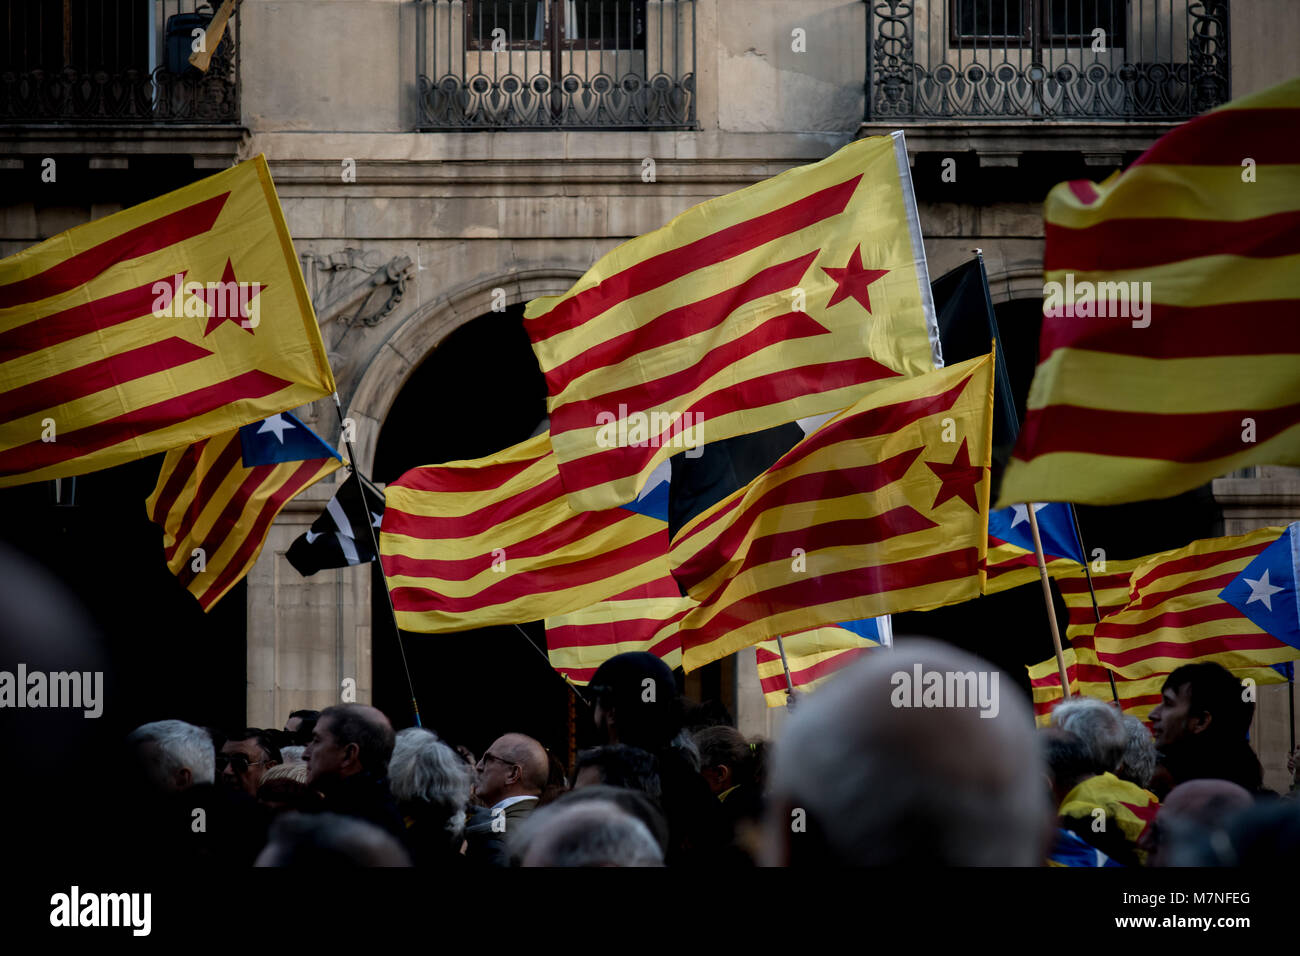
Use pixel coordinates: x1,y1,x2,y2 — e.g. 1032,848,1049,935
467,0,645,51
0,0,151,75
950,0,1129,46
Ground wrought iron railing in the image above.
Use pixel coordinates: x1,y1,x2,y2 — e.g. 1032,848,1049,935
867,0,1229,121
416,0,696,129
0,0,239,123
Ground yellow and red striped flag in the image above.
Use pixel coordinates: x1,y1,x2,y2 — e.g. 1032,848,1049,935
544,574,691,685
380,432,671,633
754,622,884,708
670,352,994,671
145,413,342,612
1092,527,1300,680
0,155,335,489
524,132,940,512
998,77,1300,508
1059,772,1160,865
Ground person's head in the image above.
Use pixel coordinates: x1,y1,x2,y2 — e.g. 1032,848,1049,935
1049,696,1125,775
284,710,319,746
254,812,411,867
764,638,1050,866
256,763,320,814
1171,799,1300,866
304,705,395,788
219,728,282,797
127,720,215,793
573,745,661,803
1144,779,1255,867
389,728,473,843
514,798,665,867
693,725,767,796
473,732,549,808
1117,714,1158,789
1040,727,1097,807
588,652,681,751
542,785,671,857
1150,662,1253,750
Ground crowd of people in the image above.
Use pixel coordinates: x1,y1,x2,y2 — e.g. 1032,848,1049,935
118,643,1300,867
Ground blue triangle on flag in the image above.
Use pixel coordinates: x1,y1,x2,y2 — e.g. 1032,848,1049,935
239,413,341,467
988,502,1085,563
836,618,883,643
620,460,671,523
1219,523,1300,652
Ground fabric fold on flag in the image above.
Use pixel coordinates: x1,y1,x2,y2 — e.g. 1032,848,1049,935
983,501,1085,594
286,471,386,576
145,412,341,612
754,618,886,707
0,154,335,488
670,352,995,671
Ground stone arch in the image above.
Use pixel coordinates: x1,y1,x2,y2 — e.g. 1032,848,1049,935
346,266,583,475
981,261,1044,307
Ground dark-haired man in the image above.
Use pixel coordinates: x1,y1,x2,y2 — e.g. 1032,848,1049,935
1148,661,1263,798
284,709,319,746
304,704,405,838
219,728,281,798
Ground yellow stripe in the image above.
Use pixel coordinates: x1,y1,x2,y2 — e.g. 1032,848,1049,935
1043,254,1300,309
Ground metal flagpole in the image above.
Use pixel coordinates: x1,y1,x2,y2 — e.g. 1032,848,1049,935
1290,672,1295,757
511,623,590,709
331,393,422,727
1066,503,1120,703
1026,505,1072,696
776,634,797,709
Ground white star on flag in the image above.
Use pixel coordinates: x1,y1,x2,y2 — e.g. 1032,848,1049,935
1011,502,1049,528
258,414,294,443
1243,569,1284,611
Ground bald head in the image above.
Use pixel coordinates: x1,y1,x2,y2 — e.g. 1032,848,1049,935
517,800,664,867
764,638,1050,866
474,733,549,807
307,704,396,786
1147,779,1254,867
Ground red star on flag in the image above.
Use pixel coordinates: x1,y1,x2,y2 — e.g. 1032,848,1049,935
821,245,889,313
925,438,983,511
202,259,266,336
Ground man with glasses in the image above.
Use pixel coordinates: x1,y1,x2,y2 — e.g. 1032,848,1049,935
464,732,549,866
219,728,282,798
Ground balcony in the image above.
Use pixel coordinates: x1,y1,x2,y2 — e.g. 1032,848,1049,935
0,0,239,124
866,0,1230,122
415,0,697,130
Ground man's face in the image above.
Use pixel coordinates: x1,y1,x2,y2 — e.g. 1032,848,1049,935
1149,683,1198,749
304,716,351,787
473,737,520,807
220,738,274,797
284,716,302,735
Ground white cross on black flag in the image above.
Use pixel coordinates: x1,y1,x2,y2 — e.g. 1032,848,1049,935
285,471,386,576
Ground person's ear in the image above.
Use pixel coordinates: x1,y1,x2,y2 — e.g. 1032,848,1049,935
344,742,361,767
175,766,192,790
718,765,732,787
1188,711,1212,734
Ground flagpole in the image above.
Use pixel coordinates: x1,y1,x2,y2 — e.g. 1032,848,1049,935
1026,506,1072,697
775,634,797,709
1066,503,1120,703
331,394,423,728
511,623,590,709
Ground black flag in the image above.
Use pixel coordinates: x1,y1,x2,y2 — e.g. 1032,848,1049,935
286,472,386,576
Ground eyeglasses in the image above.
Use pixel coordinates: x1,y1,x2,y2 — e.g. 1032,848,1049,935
478,752,517,770
217,754,273,774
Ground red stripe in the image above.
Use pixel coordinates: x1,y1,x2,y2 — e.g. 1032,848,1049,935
672,449,926,590
1098,632,1287,670
0,337,212,425
1126,570,1239,612
545,251,820,394
148,438,208,526
546,607,690,650
551,310,833,423
390,451,547,495
0,369,292,477
1130,108,1300,168
1015,401,1300,464
1037,299,1300,361
527,175,862,342
195,459,327,610
680,548,980,647
177,465,276,588
1068,180,1099,204
1095,601,1247,642
0,193,230,309
785,647,871,688
1130,541,1266,594
381,473,572,540
379,507,644,582
387,528,666,615
164,435,245,563
0,274,187,361
605,576,684,602
1057,570,1133,594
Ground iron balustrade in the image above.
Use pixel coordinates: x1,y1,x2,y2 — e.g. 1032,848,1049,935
0,0,239,124
866,0,1229,120
416,0,696,129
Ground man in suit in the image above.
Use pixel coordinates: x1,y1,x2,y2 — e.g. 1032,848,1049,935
463,732,549,866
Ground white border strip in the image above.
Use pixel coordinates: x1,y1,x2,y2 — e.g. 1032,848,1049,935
892,130,943,371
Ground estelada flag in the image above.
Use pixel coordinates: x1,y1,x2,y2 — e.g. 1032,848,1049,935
380,432,671,633
999,77,1300,508
544,573,690,685
146,412,342,612
0,154,335,488
670,352,994,671
525,132,940,512
982,501,1085,594
755,618,886,708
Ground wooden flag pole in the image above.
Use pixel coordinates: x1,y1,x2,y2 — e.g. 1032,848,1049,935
331,395,422,727
1066,503,1120,703
189,0,241,73
776,634,797,709
1026,505,1072,697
